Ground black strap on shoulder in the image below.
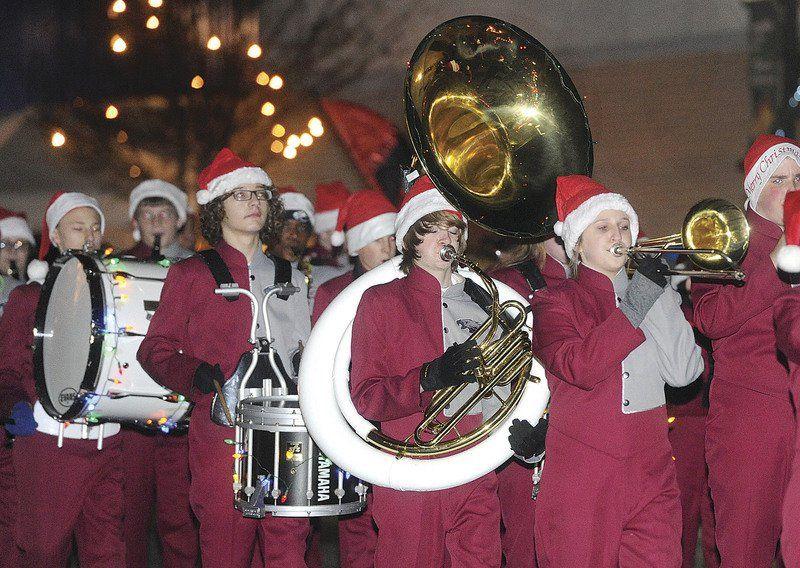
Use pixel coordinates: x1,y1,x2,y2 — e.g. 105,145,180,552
463,279,517,331
198,249,238,302
515,260,547,292
268,254,293,300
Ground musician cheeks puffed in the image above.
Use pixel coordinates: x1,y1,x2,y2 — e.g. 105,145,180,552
137,149,311,568
691,134,798,567
0,193,127,568
349,174,503,568
529,175,703,568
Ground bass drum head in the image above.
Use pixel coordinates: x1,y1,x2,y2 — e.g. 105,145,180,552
34,255,104,420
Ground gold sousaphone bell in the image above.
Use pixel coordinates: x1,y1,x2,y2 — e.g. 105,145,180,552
361,16,593,458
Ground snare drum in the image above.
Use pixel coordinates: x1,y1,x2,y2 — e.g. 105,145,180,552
33,253,192,430
235,394,367,518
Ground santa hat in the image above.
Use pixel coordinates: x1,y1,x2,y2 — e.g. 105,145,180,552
394,174,464,252
278,187,315,227
196,148,272,205
744,134,800,212
0,208,35,245
28,191,106,282
313,181,350,234
777,190,800,272
128,179,189,241
331,190,398,255
552,175,639,260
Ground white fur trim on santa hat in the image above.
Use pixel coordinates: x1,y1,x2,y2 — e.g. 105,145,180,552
560,192,639,260
745,143,800,212
314,209,339,234
777,244,800,273
128,179,188,225
0,216,35,245
279,191,315,228
46,192,106,239
26,259,48,283
395,188,465,252
196,166,272,205
344,212,397,256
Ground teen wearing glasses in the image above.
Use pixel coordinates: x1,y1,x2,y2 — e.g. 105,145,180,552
138,149,312,568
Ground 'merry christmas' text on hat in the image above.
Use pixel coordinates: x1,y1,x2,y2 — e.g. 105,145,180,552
278,187,315,228
314,181,350,234
553,174,639,260
0,208,35,245
394,174,464,252
196,148,272,206
128,179,189,241
777,190,800,273
744,134,800,212
331,190,397,255
28,191,106,281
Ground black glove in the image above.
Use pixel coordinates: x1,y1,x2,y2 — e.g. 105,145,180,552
508,417,548,460
420,339,481,392
193,362,224,394
633,255,670,288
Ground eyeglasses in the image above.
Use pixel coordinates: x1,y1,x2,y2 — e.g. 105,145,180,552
0,240,27,251
141,210,178,222
229,188,274,202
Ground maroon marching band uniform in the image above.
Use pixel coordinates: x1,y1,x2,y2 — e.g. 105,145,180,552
489,253,567,568
774,288,800,566
0,282,126,567
350,265,502,568
119,240,199,568
666,299,719,568
311,267,378,568
0,429,18,568
692,209,793,567
137,240,311,568
531,263,701,567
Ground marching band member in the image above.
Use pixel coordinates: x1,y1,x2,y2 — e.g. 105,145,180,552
0,191,126,567
0,208,35,316
692,134,799,567
349,173,522,568
137,149,312,568
312,188,398,568
273,188,320,300
119,180,198,568
489,237,568,568
530,175,703,567
773,190,800,566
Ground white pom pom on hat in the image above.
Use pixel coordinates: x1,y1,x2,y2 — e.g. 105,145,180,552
26,259,48,283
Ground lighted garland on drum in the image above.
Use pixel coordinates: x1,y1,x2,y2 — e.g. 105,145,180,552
33,252,192,436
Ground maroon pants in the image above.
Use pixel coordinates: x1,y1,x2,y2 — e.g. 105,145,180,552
534,428,682,567
496,459,536,568
667,414,719,568
339,492,377,568
782,432,800,566
188,399,310,568
120,429,198,568
12,431,125,568
370,473,501,568
0,439,20,568
706,380,793,567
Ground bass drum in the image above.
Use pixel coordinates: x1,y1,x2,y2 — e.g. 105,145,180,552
33,253,192,430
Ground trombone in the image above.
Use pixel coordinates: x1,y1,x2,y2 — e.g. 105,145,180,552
611,198,750,281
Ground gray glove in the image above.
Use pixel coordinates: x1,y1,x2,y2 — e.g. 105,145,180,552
619,270,666,327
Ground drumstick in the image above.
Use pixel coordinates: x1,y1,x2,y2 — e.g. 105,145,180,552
214,380,235,426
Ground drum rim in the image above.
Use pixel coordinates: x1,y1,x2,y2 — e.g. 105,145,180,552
34,253,107,420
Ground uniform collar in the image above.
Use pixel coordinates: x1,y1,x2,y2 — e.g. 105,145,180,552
575,263,620,295
746,207,783,241
215,238,264,269
406,264,446,294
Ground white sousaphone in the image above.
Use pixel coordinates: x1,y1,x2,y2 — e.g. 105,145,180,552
299,15,595,491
